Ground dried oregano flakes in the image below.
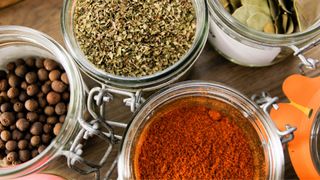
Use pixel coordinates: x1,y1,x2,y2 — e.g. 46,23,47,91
73,0,196,77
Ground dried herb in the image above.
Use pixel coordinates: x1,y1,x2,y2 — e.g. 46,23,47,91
74,0,196,77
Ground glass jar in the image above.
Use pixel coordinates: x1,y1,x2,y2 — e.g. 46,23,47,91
61,0,208,91
118,81,285,179
207,0,320,67
0,26,85,179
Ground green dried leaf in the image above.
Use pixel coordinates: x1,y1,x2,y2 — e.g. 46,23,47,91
294,0,320,31
286,15,295,34
278,0,292,13
264,22,275,33
267,0,280,21
232,5,268,25
282,13,288,33
246,12,272,31
229,0,241,11
241,0,270,15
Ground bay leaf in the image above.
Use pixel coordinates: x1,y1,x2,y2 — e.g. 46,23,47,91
246,12,273,31
294,0,320,31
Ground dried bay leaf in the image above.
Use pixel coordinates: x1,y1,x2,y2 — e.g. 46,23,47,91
294,0,320,31
229,0,241,11
267,0,280,21
278,0,293,14
241,0,270,15
232,5,268,25
264,22,275,33
247,12,273,31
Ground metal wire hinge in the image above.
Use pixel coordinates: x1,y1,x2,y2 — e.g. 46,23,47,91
61,85,145,179
251,92,296,144
289,38,320,74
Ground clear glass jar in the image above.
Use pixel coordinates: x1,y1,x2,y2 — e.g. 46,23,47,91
207,0,320,67
118,81,285,179
61,0,208,91
0,26,85,179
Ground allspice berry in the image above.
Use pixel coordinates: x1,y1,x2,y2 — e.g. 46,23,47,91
44,106,55,116
16,118,29,132
25,72,37,84
60,73,69,85
0,139,5,149
19,91,28,102
8,74,21,88
62,92,70,101
15,65,28,77
18,139,28,150
6,62,15,72
41,81,51,94
30,136,40,147
53,123,62,136
1,102,12,112
47,116,58,125
31,149,39,158
35,58,44,68
7,87,20,99
49,70,61,81
20,81,28,90
0,112,15,126
13,102,24,112
25,99,38,112
55,102,67,115
25,57,35,67
41,134,51,144
38,97,47,108
59,115,66,123
43,124,52,134
26,84,39,96
17,112,24,119
5,140,17,151
12,130,23,141
0,79,9,91
38,145,46,153
43,59,58,71
6,151,18,162
37,68,49,81
30,122,43,136
1,130,11,141
26,112,39,122
19,150,30,162
51,81,67,93
46,91,61,105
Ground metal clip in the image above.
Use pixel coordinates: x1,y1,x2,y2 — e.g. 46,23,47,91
251,92,297,144
61,85,145,179
289,38,320,74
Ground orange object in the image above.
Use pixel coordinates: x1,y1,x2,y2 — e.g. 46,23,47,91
270,74,320,179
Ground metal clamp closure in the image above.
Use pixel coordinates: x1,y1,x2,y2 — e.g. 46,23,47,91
61,85,145,179
251,92,297,144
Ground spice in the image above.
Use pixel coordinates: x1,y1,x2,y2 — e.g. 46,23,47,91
74,0,196,77
134,97,265,179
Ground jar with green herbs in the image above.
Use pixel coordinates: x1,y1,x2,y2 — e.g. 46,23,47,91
61,0,208,91
207,0,320,67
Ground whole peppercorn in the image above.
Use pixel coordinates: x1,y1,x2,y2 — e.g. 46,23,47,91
26,84,39,96
26,112,39,122
38,115,46,123
43,124,52,134
13,102,24,112
8,74,21,88
0,139,5,149
0,70,7,79
55,102,67,115
47,116,58,125
30,122,43,135
37,68,49,81
44,106,55,116
53,123,62,136
18,139,28,150
60,73,69,85
62,92,70,101
46,91,61,105
16,118,29,132
5,140,17,151
38,145,46,153
43,59,58,71
59,115,66,123
6,151,18,163
30,136,40,147
35,58,44,68
41,134,51,144
0,112,15,126
12,130,23,141
1,130,11,141
41,81,51,94
25,72,37,84
25,99,38,112
6,62,15,72
15,65,28,78
51,81,67,93
1,102,12,112
31,149,39,158
38,97,47,108
19,150,30,162
17,112,24,119
0,79,9,91
49,70,61,81
25,57,35,67
18,91,28,102
7,87,20,99
20,81,28,90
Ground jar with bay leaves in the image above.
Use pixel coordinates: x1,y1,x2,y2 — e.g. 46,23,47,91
207,0,320,67
61,0,208,91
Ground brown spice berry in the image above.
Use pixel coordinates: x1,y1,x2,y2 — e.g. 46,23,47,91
5,140,17,151
19,150,30,162
55,102,67,115
7,87,19,99
25,57,35,67
43,59,58,71
46,91,61,105
43,124,52,134
6,151,18,162
19,91,28,102
25,72,37,84
38,97,47,108
20,81,28,90
53,123,62,136
1,130,11,141
37,68,49,81
49,70,61,81
12,130,23,141
13,102,24,112
35,58,44,68
26,84,39,96
16,118,29,132
25,99,38,112
26,112,39,123
30,122,43,136
38,145,46,153
41,134,51,144
51,81,67,93
31,149,39,158
1,102,12,112
60,73,69,85
47,116,58,125
59,115,66,123
18,139,28,150
0,139,5,149
8,74,21,88
0,112,15,126
0,79,9,91
6,62,15,72
30,136,40,147
41,81,51,94
44,106,55,116
15,65,28,78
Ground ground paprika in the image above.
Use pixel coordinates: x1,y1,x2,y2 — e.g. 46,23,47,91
134,96,265,179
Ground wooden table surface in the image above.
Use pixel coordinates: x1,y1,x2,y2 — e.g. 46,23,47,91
0,0,319,179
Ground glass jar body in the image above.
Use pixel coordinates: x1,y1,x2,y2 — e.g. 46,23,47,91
118,81,284,179
207,0,320,67
0,26,84,178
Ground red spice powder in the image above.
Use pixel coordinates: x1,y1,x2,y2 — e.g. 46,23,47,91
134,97,265,179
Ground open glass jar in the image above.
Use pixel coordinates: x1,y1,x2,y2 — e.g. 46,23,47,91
0,26,85,179
118,81,288,179
207,0,320,67
61,0,208,91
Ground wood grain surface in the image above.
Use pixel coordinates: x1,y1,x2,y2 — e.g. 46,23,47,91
0,0,319,179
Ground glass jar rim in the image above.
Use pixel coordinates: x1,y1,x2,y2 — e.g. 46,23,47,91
61,0,208,89
207,0,320,47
